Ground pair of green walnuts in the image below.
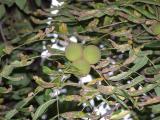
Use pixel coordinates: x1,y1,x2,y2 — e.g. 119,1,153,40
65,43,101,76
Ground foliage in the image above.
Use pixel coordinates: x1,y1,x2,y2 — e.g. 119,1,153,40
0,0,160,120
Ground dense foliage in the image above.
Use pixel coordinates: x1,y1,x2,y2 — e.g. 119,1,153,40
0,0,160,120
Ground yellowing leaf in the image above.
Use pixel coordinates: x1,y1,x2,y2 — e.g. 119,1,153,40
3,45,14,54
87,18,99,29
108,39,132,53
33,76,55,88
59,23,68,34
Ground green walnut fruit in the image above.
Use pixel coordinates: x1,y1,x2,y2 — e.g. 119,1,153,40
73,59,91,75
83,45,101,64
65,43,83,61
151,23,160,35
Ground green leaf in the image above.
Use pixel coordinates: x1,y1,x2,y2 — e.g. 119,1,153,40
0,60,33,80
35,0,41,7
5,87,43,119
11,60,33,67
4,75,23,81
149,75,160,113
15,96,34,109
32,99,56,120
129,84,158,96
108,72,128,81
5,109,18,119
35,95,45,105
152,116,160,120
0,65,14,76
104,15,113,25
15,0,27,9
119,75,145,89
1,0,14,7
0,86,12,94
150,104,160,114
42,66,53,75
129,5,156,19
144,41,160,48
111,94,129,109
0,4,6,19
109,56,148,81
134,0,160,6
0,44,5,56
7,73,30,87
76,8,114,21
155,87,160,96
14,19,33,34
